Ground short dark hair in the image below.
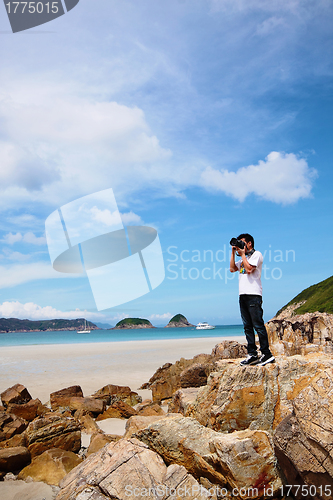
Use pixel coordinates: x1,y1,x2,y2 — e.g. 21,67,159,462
237,233,254,248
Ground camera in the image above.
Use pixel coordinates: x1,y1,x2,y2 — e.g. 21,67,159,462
230,237,245,249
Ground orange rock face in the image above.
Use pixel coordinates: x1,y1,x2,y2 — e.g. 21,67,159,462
1,384,32,408
25,414,81,458
174,355,333,433
50,385,84,410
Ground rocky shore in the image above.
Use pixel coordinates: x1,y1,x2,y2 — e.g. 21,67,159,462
1,312,332,499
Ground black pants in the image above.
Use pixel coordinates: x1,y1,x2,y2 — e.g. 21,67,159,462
239,294,272,356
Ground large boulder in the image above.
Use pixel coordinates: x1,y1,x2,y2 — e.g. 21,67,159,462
0,446,30,473
1,384,32,408
18,448,82,486
68,397,105,416
6,398,48,422
92,384,142,406
141,341,248,403
266,312,333,357
140,354,213,402
274,368,333,499
50,386,83,410
135,415,282,498
56,438,210,500
96,401,138,420
26,415,81,458
0,411,28,442
86,433,122,457
177,355,333,433
124,414,180,439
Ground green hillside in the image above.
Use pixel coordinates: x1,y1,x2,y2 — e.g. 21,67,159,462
115,318,151,327
169,314,187,323
276,275,333,316
0,318,97,333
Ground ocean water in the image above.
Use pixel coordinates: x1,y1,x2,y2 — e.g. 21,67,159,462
0,325,244,347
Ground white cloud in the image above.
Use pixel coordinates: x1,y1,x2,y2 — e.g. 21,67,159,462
149,312,173,322
90,207,122,227
1,232,22,245
0,301,105,321
1,231,46,246
200,151,317,204
121,211,143,225
0,262,79,289
0,80,173,210
2,249,31,262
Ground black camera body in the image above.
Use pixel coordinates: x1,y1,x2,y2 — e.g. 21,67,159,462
230,237,245,249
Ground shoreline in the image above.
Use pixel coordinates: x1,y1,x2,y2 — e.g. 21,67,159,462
0,335,246,404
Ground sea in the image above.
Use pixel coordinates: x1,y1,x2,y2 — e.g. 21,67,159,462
0,325,244,347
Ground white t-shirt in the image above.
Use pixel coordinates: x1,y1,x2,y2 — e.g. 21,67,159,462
235,250,263,296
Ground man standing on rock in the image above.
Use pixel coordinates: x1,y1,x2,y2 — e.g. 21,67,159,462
230,233,275,366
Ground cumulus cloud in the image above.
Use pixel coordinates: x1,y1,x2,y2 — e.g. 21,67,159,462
149,313,173,322
200,152,317,204
121,211,143,225
1,232,46,246
0,79,173,210
0,301,104,321
0,262,79,289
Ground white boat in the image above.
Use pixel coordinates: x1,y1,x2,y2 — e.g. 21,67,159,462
77,319,91,334
196,322,215,330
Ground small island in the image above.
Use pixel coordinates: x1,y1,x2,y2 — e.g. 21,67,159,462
111,318,155,329
165,313,194,328
0,318,98,333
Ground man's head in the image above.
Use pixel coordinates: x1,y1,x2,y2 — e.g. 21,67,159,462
237,233,254,253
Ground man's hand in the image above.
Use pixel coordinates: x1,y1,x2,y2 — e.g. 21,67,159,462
236,246,245,256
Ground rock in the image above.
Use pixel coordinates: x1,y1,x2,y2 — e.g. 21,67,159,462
274,368,333,499
0,431,27,449
26,415,81,458
77,414,101,435
92,384,142,406
266,312,333,357
0,412,28,442
136,402,165,416
168,388,200,414
1,384,32,408
56,438,209,500
180,363,210,388
140,341,248,403
135,415,281,497
50,386,84,410
96,401,138,420
86,433,122,457
6,398,48,422
140,354,213,402
0,446,30,473
124,414,179,439
179,355,333,433
68,397,105,415
18,448,82,486
211,340,247,359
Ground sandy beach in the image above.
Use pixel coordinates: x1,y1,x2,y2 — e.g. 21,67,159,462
0,336,245,403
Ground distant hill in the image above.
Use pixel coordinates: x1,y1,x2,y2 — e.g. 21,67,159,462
94,322,112,330
276,275,333,317
165,313,194,328
0,318,99,333
112,318,155,329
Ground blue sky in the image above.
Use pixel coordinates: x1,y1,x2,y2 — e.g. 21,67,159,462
0,0,332,326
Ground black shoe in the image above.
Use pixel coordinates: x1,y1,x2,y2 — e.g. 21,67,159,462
240,355,260,366
258,353,275,366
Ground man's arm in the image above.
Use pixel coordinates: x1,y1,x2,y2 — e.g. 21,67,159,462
237,247,256,274
230,247,238,273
